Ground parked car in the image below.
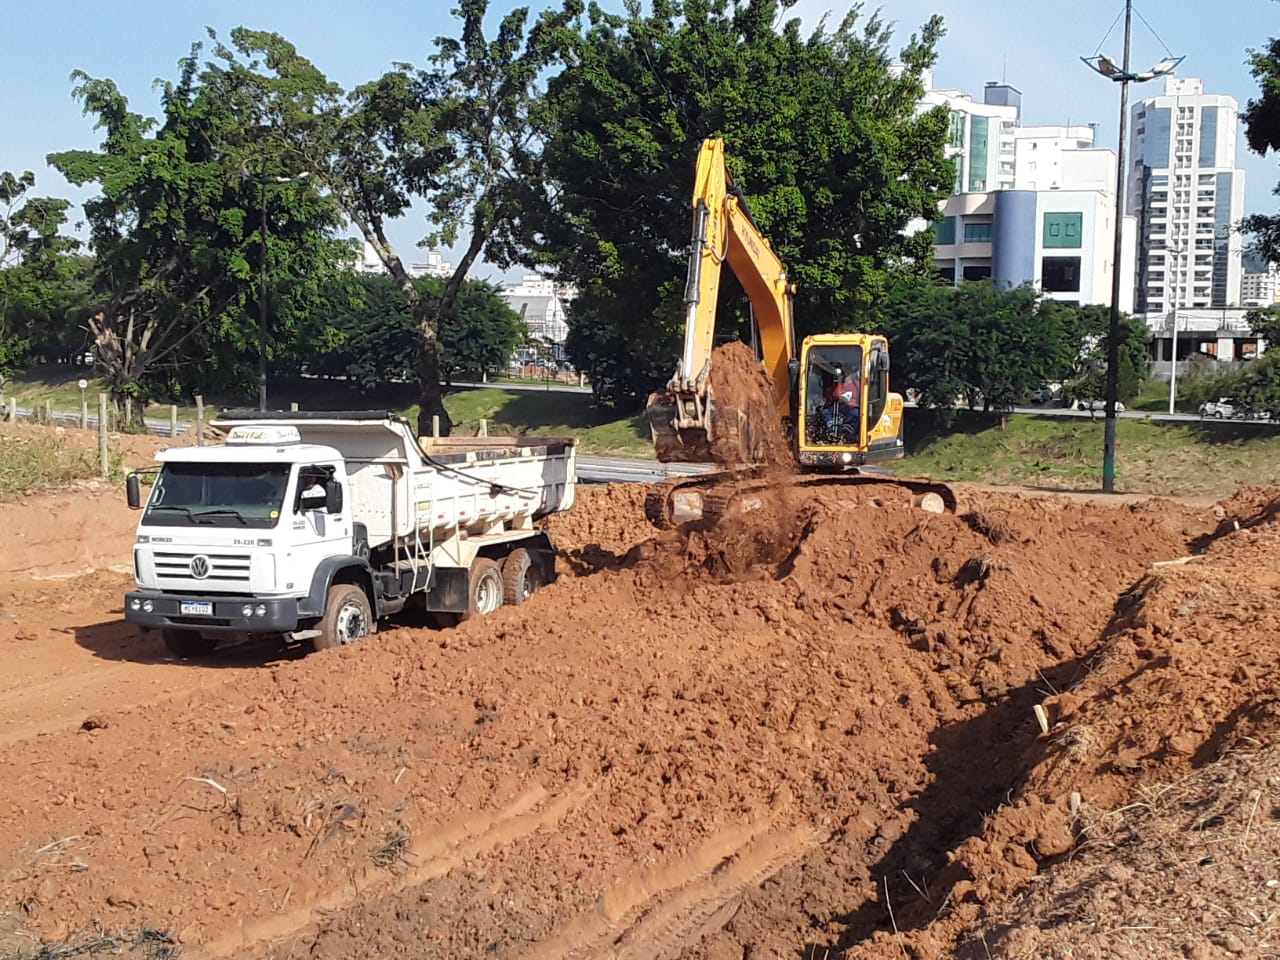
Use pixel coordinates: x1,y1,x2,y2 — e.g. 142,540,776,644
1074,398,1125,413
1029,386,1054,404
1199,397,1238,419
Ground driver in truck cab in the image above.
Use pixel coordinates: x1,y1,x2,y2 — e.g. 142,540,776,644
821,371,860,443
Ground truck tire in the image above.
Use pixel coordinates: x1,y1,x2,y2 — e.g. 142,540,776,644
468,558,505,616
314,583,373,651
501,548,542,605
162,629,218,659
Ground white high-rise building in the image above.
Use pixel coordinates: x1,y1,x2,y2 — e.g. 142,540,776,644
1242,264,1280,307
920,82,1021,194
1128,77,1246,313
355,240,454,279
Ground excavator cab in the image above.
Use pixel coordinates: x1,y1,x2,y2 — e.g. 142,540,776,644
795,333,904,468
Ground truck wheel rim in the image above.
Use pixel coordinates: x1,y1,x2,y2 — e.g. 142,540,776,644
476,575,501,614
335,601,368,643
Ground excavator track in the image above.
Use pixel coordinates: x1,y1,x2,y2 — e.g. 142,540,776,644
644,468,961,531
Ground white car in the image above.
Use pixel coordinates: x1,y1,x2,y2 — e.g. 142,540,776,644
1076,399,1125,413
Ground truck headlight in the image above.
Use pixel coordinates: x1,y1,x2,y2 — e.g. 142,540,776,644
130,598,142,611
255,604,267,617
241,604,254,617
842,452,853,463
142,600,154,613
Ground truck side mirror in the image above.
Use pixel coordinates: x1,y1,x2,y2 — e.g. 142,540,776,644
876,352,891,372
126,474,141,510
324,480,344,514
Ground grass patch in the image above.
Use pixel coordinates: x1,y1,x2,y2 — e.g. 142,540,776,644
441,389,650,457
898,410,1280,496
0,427,120,500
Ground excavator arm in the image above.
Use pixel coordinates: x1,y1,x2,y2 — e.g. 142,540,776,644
647,139,796,464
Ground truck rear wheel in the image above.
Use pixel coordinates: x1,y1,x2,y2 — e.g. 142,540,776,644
315,583,373,651
162,629,218,659
501,549,542,605
469,558,505,616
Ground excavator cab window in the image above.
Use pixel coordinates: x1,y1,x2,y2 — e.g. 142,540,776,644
804,345,863,446
867,347,890,426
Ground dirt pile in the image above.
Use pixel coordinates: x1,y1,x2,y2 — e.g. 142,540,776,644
705,340,794,467
648,340,793,467
7,476,1262,960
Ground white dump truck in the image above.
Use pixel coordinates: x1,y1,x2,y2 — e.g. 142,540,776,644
124,411,577,656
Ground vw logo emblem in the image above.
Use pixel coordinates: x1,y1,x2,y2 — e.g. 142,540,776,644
189,555,211,579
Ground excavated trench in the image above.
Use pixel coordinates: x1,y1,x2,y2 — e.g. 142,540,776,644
6,481,1280,959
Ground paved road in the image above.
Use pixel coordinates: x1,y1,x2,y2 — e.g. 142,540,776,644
453,379,592,394
7,405,191,437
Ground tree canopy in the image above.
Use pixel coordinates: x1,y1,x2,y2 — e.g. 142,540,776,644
1244,36,1280,264
47,48,347,416
514,0,952,402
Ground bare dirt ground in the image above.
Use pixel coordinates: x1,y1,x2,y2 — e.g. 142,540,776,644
2,463,1280,960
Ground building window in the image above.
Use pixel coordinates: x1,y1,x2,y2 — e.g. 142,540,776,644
934,217,957,245
1042,257,1081,292
937,266,956,283
963,222,993,243
1043,212,1083,249
962,264,992,281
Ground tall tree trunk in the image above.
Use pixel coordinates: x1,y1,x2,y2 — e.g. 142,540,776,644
414,308,451,438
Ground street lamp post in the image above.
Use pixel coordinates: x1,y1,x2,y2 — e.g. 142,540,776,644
248,171,311,411
1167,241,1185,415
1082,1,1183,491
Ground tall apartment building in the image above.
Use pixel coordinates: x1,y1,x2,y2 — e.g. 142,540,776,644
920,81,1021,194
1127,77,1246,313
922,80,1135,309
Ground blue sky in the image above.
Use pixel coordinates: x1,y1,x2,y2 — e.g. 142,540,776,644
3,0,1277,278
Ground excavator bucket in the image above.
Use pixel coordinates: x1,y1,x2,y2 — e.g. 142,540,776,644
646,390,754,465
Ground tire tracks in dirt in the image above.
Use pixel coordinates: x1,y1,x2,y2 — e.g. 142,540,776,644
520,820,817,960
212,780,596,957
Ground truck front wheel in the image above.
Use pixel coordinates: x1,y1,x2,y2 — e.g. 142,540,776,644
315,583,373,651
162,629,218,659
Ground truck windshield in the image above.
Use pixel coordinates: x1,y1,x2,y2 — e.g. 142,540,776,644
142,463,290,528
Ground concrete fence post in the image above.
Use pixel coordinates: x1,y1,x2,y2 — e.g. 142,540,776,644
432,415,440,439
195,395,205,446
478,418,488,438
170,405,178,438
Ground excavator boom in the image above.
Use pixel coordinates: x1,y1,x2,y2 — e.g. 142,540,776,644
646,139,795,464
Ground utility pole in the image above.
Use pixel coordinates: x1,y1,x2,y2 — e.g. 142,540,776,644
259,179,269,412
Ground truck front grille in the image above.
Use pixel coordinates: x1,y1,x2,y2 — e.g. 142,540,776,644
153,551,252,584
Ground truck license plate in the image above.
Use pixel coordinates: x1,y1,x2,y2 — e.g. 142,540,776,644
179,600,213,616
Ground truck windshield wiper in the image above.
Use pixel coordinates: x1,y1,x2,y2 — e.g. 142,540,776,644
193,508,249,525
148,505,197,519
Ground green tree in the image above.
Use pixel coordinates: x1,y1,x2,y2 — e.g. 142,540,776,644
309,272,524,391
224,0,577,435
48,48,346,420
881,282,1078,420
517,0,951,399
0,171,81,380
1243,37,1280,263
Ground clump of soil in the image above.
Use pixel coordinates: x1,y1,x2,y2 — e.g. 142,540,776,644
540,484,653,574
706,340,795,468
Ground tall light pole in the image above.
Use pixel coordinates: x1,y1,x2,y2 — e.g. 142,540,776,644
248,171,311,411
1167,240,1185,414
1082,2,1183,491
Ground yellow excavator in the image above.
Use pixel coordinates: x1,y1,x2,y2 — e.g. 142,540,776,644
645,138,956,523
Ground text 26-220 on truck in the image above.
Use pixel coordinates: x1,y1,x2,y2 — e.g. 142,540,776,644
124,411,577,657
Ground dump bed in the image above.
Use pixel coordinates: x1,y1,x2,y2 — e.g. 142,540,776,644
211,411,576,550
